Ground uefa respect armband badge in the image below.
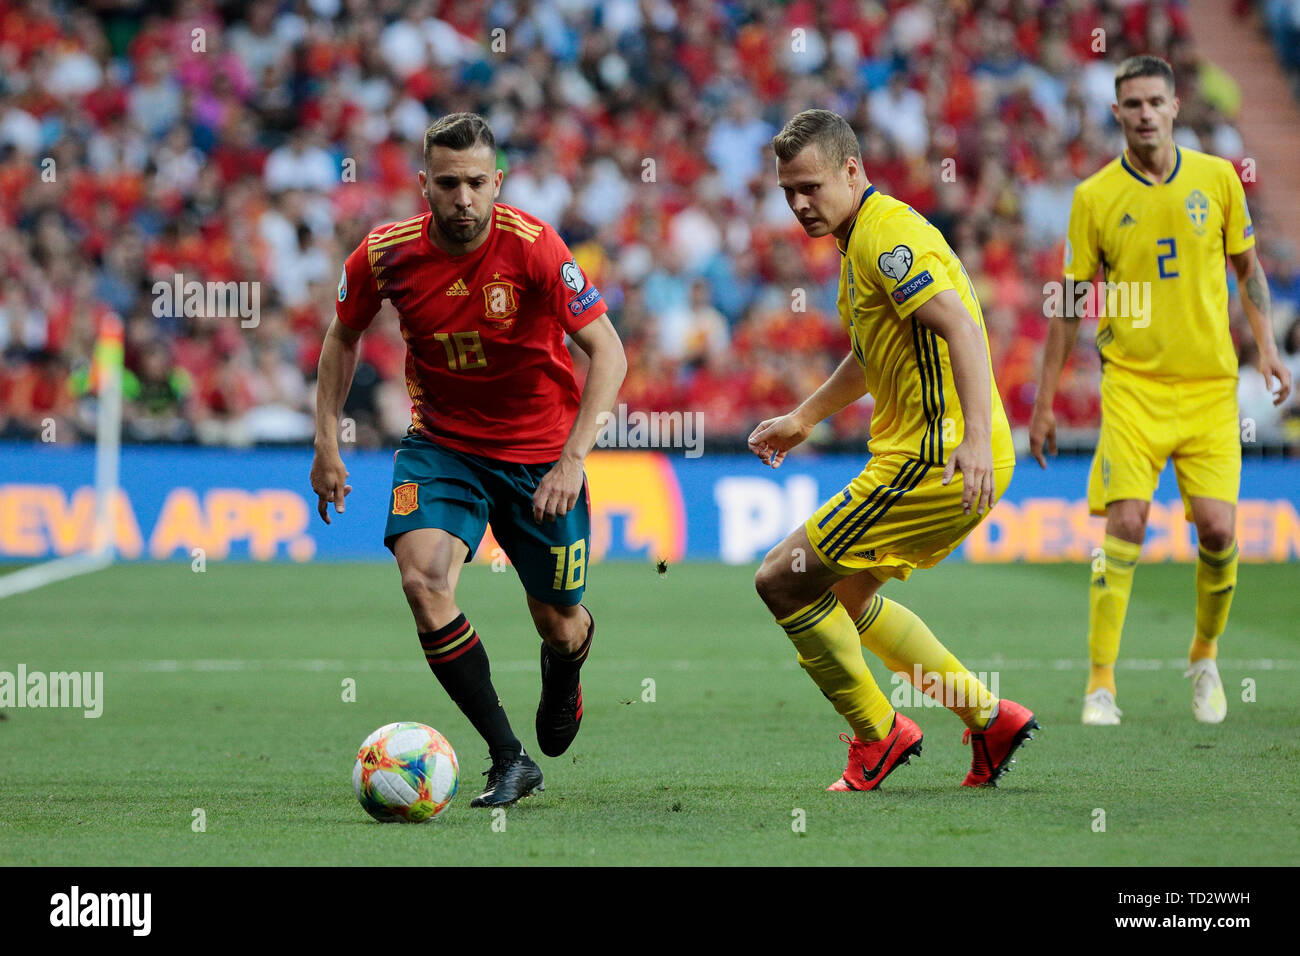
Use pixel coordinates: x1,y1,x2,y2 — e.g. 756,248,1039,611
891,270,933,304
568,286,602,315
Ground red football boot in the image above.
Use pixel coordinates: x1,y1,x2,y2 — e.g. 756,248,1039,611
827,713,923,791
961,699,1039,787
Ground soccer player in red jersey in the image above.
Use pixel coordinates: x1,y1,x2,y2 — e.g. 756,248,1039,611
311,114,626,807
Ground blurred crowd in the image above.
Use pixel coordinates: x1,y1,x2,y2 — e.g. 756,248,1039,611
2,0,1299,452
1253,0,1300,100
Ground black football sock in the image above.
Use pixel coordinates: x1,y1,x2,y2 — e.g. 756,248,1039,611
419,614,522,763
544,606,594,681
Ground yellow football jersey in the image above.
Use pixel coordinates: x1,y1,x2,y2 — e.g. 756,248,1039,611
1064,145,1254,381
838,184,1015,467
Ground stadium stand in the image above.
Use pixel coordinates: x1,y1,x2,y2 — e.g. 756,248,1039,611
1,0,1296,451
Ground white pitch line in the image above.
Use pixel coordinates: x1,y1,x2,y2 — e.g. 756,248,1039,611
101,657,1300,674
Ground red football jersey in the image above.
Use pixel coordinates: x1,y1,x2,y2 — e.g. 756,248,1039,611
335,204,607,463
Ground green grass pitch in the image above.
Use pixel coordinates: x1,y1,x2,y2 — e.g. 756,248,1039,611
1,560,1296,866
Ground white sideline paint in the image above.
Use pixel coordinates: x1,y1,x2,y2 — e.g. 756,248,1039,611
0,327,120,601
0,551,112,600
115,657,1300,673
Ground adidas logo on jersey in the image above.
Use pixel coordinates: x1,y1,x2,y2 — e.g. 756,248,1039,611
1118,213,1137,227
445,279,470,296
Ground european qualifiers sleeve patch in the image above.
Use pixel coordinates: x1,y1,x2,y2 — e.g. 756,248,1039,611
560,258,586,294
337,266,347,302
891,269,934,304
877,245,914,282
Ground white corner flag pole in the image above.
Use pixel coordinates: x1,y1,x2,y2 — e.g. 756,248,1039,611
0,314,122,599
91,313,124,559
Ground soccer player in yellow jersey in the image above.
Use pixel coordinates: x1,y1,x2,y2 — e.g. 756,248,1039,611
1030,56,1292,726
749,109,1038,791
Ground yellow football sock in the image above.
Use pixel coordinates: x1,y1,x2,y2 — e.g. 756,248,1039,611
1086,534,1142,696
777,592,895,741
854,594,997,730
1191,541,1238,662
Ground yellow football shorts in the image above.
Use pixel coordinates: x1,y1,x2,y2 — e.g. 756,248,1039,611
1088,371,1240,520
806,454,1015,581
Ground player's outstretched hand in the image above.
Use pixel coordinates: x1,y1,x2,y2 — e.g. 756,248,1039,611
1028,405,1057,469
943,436,994,515
533,454,583,523
1257,352,1293,407
310,447,351,524
747,414,812,468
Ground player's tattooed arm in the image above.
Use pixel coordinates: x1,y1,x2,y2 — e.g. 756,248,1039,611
1244,269,1270,317
1231,248,1292,406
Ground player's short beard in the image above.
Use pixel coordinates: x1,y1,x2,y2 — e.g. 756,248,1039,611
432,206,490,247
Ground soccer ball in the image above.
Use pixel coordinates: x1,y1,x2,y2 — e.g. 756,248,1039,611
352,721,459,823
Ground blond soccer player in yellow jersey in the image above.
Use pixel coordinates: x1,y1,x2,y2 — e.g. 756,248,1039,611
1030,56,1292,727
749,109,1038,792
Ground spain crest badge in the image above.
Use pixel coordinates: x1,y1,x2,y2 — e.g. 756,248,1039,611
392,481,419,516
482,277,519,329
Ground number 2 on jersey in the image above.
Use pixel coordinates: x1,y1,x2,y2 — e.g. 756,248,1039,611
1156,237,1179,279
